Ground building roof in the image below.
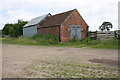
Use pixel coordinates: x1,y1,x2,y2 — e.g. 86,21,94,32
40,9,75,27
23,9,88,28
23,13,51,28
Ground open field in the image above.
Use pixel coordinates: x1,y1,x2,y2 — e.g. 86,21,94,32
2,44,119,78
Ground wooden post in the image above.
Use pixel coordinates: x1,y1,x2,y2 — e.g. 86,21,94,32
87,31,89,37
88,31,91,38
114,31,117,38
95,30,97,40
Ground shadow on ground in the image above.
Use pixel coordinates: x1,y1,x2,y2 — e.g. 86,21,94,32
89,59,118,67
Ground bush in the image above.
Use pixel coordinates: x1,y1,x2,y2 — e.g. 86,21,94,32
2,20,28,37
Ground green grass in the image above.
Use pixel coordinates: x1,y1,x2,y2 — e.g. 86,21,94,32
91,39,119,49
2,34,59,46
0,38,2,43
1,34,119,49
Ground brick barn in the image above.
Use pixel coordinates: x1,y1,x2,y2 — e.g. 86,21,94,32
23,9,89,42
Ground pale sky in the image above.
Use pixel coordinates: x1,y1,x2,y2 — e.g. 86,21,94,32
0,0,119,31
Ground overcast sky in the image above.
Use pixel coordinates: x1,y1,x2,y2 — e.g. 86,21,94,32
0,0,119,31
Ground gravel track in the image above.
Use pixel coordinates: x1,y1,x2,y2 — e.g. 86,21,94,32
2,44,118,78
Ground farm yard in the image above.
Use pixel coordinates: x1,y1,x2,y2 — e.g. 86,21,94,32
1,31,119,78
1,8,119,79
0,0,119,79
2,43,118,78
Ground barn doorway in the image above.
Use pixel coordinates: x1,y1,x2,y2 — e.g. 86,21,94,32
70,25,82,41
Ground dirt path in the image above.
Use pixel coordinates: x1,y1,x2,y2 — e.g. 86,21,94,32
2,44,118,78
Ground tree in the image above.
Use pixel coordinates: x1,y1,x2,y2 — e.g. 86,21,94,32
2,20,28,37
99,22,113,31
2,24,13,35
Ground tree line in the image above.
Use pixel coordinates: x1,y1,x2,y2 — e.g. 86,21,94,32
2,20,28,37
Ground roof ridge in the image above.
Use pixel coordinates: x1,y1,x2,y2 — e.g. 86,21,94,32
39,9,78,27
32,13,51,19
52,9,76,17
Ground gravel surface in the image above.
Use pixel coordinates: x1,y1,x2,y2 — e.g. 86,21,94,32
2,44,118,78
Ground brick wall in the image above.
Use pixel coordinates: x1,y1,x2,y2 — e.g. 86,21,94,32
37,26,59,36
61,10,88,42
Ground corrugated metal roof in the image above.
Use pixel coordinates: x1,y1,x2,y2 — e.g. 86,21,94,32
23,13,51,28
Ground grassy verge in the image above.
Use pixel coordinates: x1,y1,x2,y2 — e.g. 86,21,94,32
90,39,119,49
1,34,119,49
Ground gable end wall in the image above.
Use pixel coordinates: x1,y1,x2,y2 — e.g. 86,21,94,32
60,10,88,42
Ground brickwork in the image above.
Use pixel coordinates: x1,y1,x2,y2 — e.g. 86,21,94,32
38,26,59,36
37,9,88,42
61,10,88,42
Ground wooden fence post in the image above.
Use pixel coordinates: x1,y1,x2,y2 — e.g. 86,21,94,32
87,31,89,37
88,31,91,37
95,31,97,40
114,31,117,38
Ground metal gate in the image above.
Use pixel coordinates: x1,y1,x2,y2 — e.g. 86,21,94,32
70,25,82,40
